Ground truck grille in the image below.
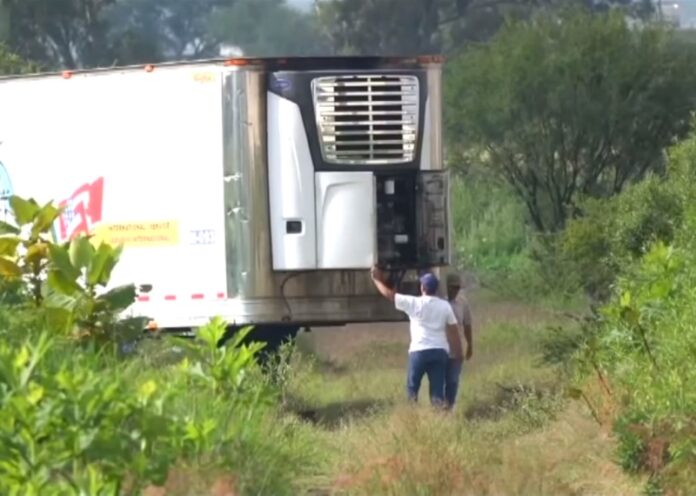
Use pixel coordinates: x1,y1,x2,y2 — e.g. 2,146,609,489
312,75,419,165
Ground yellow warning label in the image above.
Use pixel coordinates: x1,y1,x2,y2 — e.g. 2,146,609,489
92,221,179,247
193,72,215,83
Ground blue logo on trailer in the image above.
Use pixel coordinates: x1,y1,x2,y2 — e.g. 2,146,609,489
270,75,292,93
0,161,13,222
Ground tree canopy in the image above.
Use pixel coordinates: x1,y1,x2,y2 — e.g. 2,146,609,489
0,0,328,69
316,0,532,55
445,9,696,232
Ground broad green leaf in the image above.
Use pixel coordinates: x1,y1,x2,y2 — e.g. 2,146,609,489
45,306,74,333
26,383,44,405
69,236,94,271
620,291,631,308
44,291,78,311
25,242,49,267
47,269,82,296
13,346,29,369
0,220,20,235
97,284,136,311
0,237,20,257
0,256,21,278
31,203,61,238
77,429,98,452
138,380,157,401
185,421,198,439
87,243,113,286
99,244,122,286
48,244,80,280
9,196,40,225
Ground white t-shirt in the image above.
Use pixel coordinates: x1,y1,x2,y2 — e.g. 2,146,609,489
394,293,458,353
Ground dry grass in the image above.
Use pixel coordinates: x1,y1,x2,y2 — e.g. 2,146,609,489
139,291,642,496
321,405,642,496
286,291,643,496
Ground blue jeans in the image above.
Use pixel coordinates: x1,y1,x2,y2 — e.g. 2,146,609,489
445,358,463,408
407,348,449,406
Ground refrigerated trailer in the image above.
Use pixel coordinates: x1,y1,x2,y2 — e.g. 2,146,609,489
0,56,451,341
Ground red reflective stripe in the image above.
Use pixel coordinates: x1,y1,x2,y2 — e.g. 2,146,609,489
137,293,226,302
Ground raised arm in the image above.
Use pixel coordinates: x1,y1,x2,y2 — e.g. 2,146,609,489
370,265,396,302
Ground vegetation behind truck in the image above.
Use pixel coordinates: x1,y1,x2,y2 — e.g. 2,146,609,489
0,56,450,342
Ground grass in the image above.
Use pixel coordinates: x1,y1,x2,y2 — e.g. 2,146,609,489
280,291,643,496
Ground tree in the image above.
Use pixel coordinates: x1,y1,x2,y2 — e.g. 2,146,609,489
1,0,116,69
316,0,657,56
104,0,235,64
209,0,330,56
445,9,696,232
316,0,520,55
0,44,35,75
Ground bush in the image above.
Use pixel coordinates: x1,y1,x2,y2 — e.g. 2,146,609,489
569,163,696,495
0,329,183,493
0,313,316,495
561,176,683,301
450,172,582,303
0,195,317,495
445,8,696,232
450,173,529,274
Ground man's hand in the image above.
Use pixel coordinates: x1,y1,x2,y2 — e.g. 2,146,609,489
465,344,473,361
370,265,395,301
370,265,384,282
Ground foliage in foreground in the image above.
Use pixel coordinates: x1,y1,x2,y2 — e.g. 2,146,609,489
0,195,314,495
569,131,696,494
0,315,314,495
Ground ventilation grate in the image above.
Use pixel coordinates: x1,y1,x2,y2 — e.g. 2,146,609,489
312,74,419,165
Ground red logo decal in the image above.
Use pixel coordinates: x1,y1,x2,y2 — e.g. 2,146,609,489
56,177,104,241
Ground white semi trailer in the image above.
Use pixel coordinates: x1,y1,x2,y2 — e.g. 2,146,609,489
0,56,451,344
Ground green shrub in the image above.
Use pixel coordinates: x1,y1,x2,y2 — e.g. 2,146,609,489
565,128,696,494
450,173,584,304
0,332,184,494
450,173,529,273
0,194,317,495
576,241,696,493
561,176,683,301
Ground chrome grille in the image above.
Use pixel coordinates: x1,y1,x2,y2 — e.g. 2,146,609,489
312,74,419,165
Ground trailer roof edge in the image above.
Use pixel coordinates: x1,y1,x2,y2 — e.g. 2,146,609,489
0,55,445,82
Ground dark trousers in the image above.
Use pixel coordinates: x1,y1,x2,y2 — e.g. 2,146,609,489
445,358,464,408
406,348,449,406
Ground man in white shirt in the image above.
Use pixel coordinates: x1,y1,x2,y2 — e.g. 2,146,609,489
445,273,473,409
370,266,463,406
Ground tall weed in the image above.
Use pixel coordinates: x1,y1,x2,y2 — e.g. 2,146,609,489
569,129,696,494
450,174,582,304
